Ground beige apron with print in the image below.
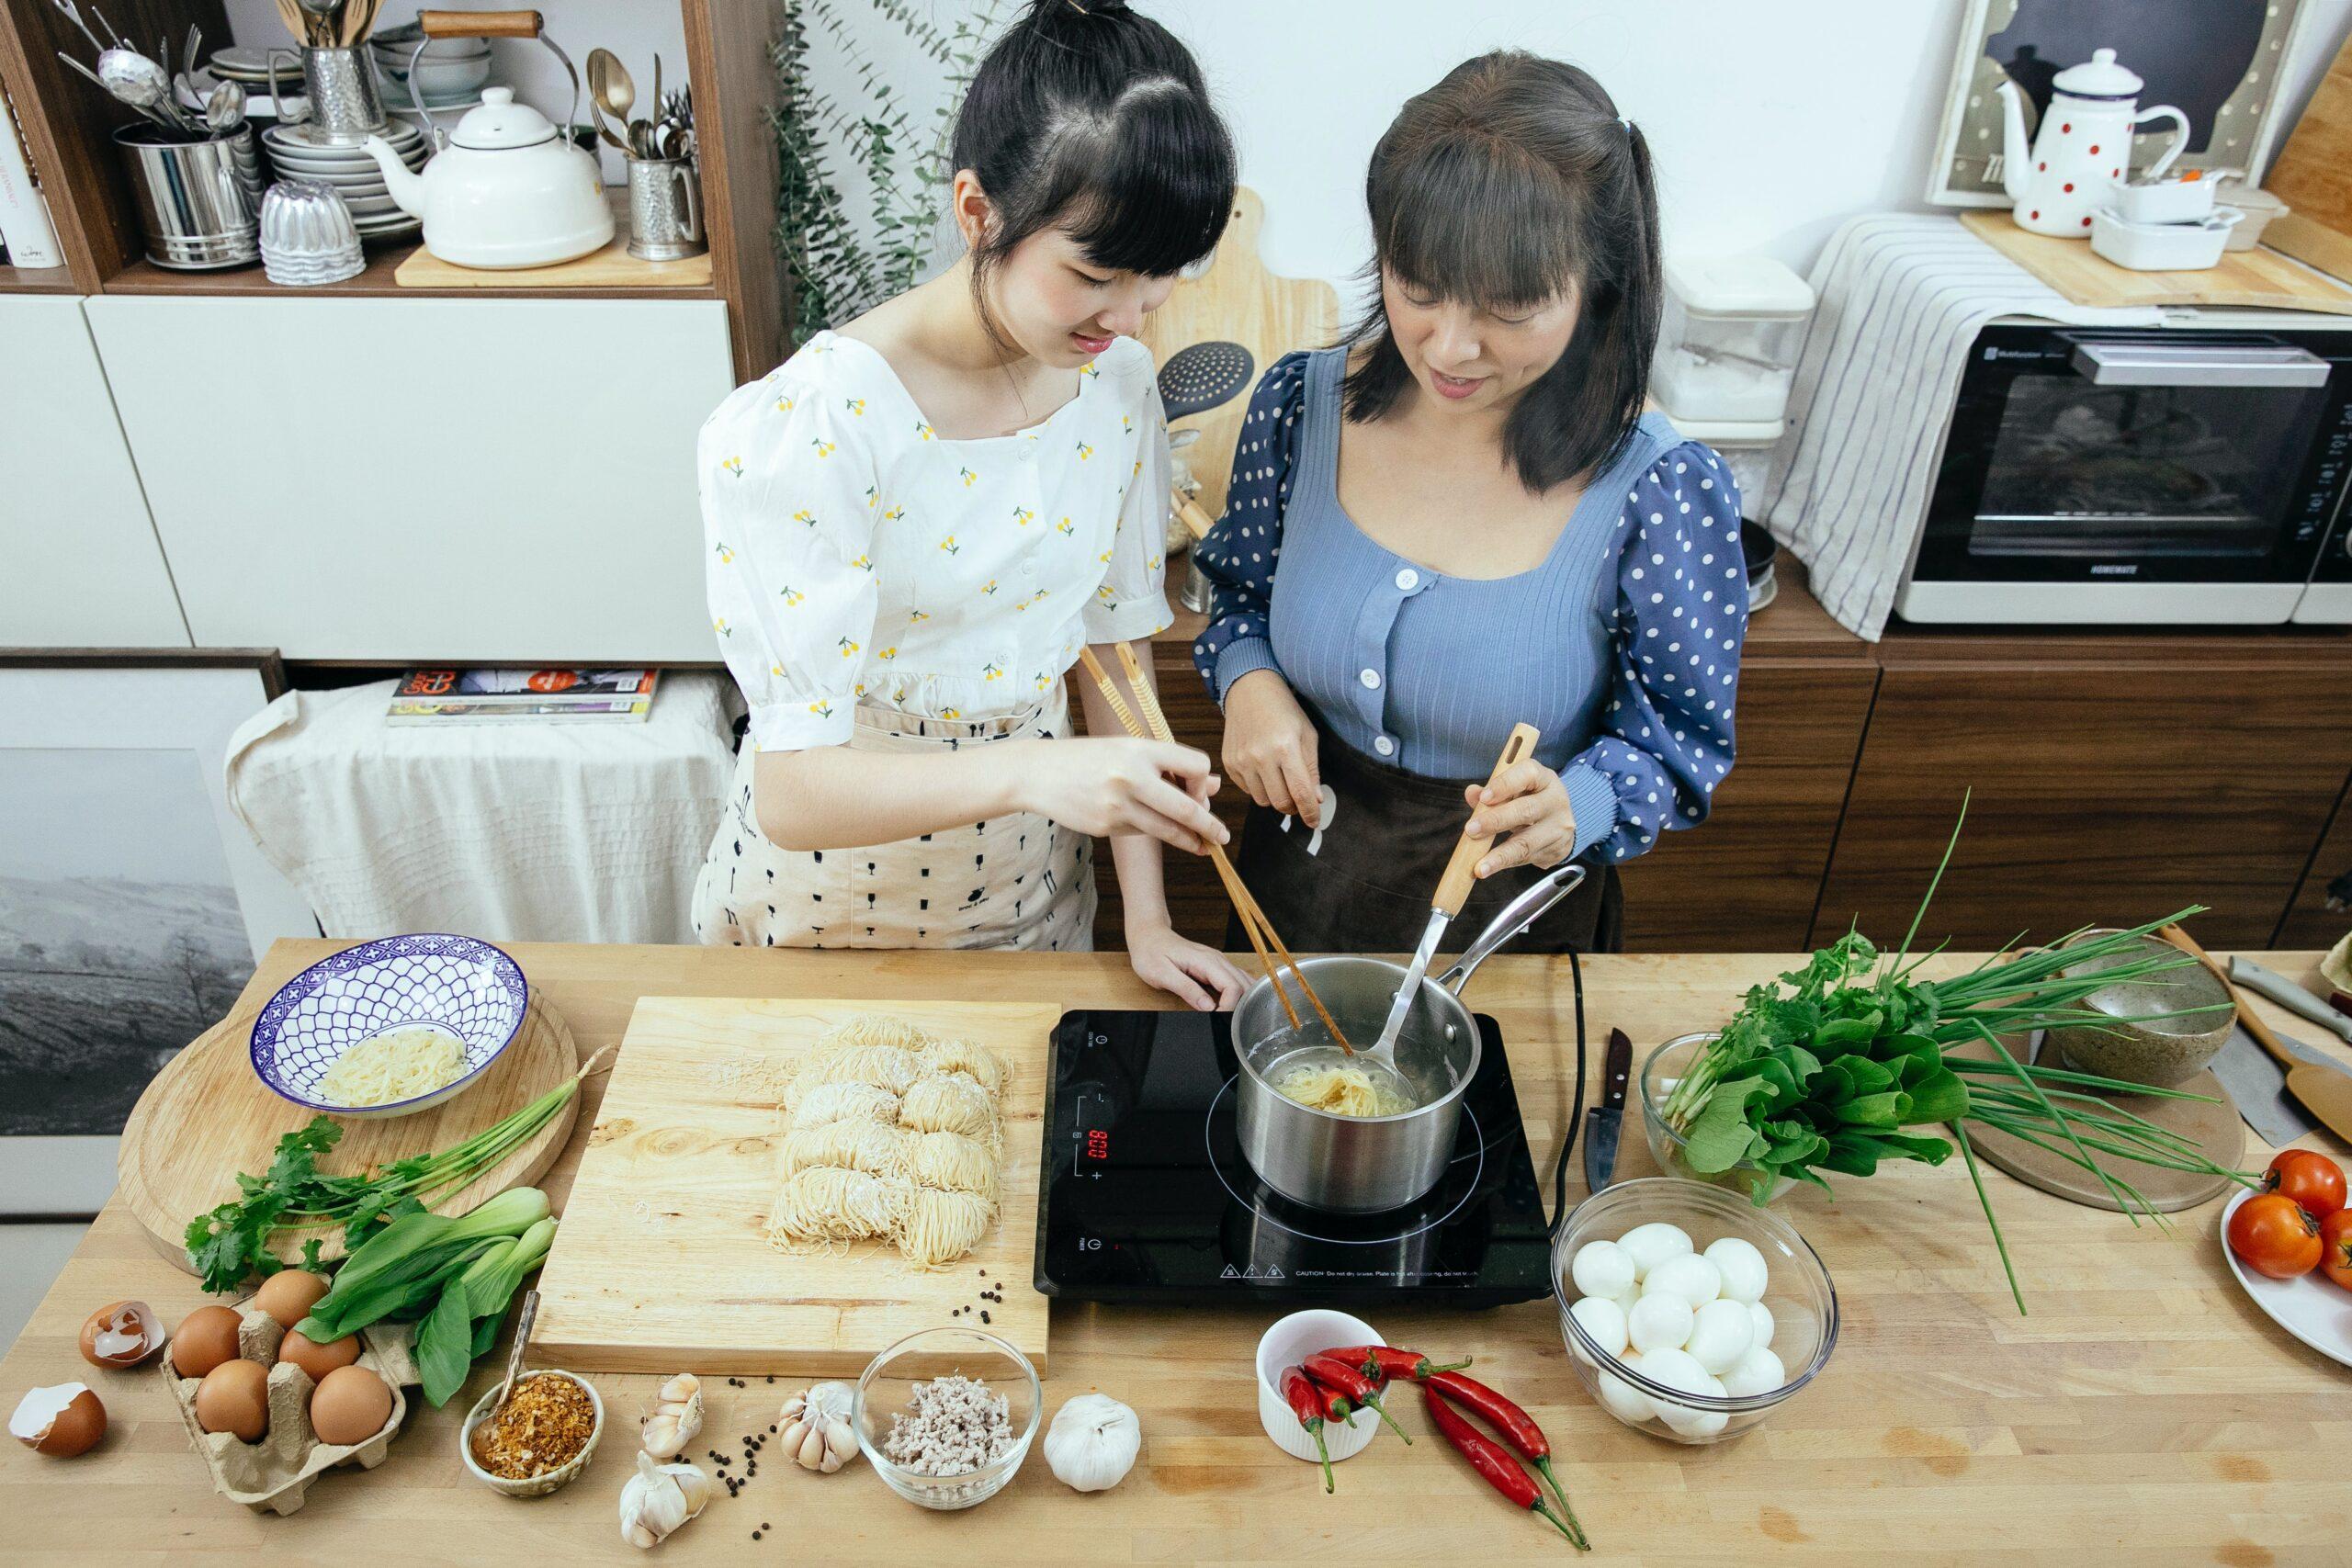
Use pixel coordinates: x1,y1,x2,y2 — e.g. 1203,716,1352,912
691,685,1095,952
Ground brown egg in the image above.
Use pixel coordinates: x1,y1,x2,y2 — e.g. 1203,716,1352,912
310,1364,391,1447
170,1305,244,1380
252,1269,330,1329
10,1383,106,1458
194,1359,269,1442
78,1300,163,1369
278,1328,361,1383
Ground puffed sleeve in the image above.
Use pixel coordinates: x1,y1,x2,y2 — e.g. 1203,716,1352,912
1191,352,1309,703
697,372,882,752
1083,357,1175,644
1562,442,1748,863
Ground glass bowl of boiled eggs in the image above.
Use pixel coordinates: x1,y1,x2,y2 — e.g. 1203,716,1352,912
1552,1177,1838,1444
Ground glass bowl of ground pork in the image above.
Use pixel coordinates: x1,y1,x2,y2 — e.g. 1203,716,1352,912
854,1327,1041,1509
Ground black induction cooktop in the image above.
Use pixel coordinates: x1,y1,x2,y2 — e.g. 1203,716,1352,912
1033,1010,1555,1306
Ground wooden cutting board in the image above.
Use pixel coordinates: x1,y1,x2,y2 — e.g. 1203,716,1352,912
2261,28,2352,285
529,996,1061,1377
1960,209,2352,313
393,192,713,289
118,990,582,1275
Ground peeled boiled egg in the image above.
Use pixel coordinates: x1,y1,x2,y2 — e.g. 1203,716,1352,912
1661,1371,1730,1438
11,1382,106,1458
311,1364,392,1447
1615,1222,1693,1280
1720,1344,1788,1399
1702,1236,1770,1304
1685,1298,1756,1375
1747,1300,1776,1351
1640,1252,1722,1309
1568,1294,1628,1362
1627,1292,1693,1355
1568,1239,1635,1301
252,1269,330,1330
195,1359,269,1442
278,1329,360,1384
78,1300,163,1369
170,1305,244,1380
1595,1352,1656,1424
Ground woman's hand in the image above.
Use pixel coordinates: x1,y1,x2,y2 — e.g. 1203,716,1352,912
1018,737,1230,854
1126,916,1250,1011
1221,669,1323,826
1463,761,1576,877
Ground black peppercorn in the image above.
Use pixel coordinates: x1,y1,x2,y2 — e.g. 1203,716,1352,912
980,1310,990,1323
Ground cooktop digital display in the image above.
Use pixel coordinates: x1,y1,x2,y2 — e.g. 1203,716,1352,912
1033,1010,1555,1306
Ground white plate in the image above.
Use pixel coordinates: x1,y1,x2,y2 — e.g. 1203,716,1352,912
2219,1188,2352,1368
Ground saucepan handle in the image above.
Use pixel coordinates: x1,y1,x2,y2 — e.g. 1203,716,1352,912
1437,861,1589,996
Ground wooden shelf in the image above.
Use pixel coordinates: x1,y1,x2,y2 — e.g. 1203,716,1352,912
0,260,76,293
106,243,719,301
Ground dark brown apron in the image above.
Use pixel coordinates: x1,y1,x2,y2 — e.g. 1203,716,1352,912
1227,717,1622,956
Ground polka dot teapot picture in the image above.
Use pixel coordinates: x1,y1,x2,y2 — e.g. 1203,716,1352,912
1996,48,2188,238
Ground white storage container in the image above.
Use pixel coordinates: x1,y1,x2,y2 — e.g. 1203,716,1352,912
1652,255,1814,426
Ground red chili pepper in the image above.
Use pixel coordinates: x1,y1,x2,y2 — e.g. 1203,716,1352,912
1425,1371,1584,1543
1280,1366,1335,1494
1303,1353,1411,1444
1423,1382,1585,1548
1320,1345,1474,1383
1308,1378,1353,1424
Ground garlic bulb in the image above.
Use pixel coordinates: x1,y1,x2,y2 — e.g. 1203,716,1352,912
1044,1393,1139,1493
619,1450,713,1550
777,1381,856,1473
640,1372,705,1460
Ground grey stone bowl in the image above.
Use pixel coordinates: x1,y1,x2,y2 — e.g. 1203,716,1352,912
2041,931,2236,1088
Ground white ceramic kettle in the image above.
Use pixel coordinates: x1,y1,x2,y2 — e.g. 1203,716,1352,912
1997,49,2188,238
361,20,611,269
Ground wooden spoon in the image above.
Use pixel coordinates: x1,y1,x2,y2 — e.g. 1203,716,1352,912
2160,924,2352,1146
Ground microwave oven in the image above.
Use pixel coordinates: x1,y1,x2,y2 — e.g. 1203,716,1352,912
1895,313,2352,626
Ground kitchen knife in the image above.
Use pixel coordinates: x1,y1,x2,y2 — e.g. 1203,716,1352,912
2209,1024,2320,1148
1583,1028,1634,1192
2228,956,2352,1045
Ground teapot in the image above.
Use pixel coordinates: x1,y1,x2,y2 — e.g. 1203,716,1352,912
1997,49,2188,238
361,19,611,269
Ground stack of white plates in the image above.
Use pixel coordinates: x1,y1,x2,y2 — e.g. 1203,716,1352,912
260,118,427,242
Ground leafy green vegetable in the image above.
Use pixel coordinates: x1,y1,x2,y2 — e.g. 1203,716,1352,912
1662,799,2250,1311
416,1280,478,1409
297,1188,551,1343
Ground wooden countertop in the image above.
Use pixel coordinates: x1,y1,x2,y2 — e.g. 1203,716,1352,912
6,942,2350,1563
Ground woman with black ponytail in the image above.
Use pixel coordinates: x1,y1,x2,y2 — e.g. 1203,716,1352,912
696,0,1249,1007
1193,52,1748,954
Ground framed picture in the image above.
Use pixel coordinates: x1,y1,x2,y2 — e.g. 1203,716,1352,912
1928,0,2312,206
0,654,318,1216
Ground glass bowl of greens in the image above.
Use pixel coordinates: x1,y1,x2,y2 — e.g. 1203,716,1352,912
1640,1034,1797,1203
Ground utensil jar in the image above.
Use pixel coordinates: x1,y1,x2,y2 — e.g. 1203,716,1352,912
270,45,387,141
114,124,266,269
625,155,703,261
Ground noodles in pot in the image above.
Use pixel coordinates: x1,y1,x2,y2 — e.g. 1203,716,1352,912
1272,1059,1414,1118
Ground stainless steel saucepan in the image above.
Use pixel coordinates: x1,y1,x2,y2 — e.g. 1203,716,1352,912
1231,861,1589,1213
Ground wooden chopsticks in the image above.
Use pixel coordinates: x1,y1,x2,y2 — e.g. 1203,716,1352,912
1076,647,1352,1050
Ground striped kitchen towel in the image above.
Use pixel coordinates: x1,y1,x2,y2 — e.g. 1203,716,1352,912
1755,214,2159,640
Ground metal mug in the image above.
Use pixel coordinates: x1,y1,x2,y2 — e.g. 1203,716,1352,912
267,45,387,142
113,125,266,270
627,156,705,261
1230,863,1589,1212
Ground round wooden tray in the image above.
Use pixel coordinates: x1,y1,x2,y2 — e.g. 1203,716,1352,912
119,988,581,1277
1955,1033,2243,1213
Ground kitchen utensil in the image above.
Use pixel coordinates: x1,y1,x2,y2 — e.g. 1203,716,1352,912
2040,929,2235,1086
473,1288,538,1437
116,988,579,1274
205,78,247,135
114,124,265,267
528,996,1057,1374
294,0,341,49
1554,1177,1838,1445
458,1370,602,1498
1159,340,1255,547
1996,48,2188,237
94,39,200,135
586,47,634,155
651,53,662,143
2163,924,2352,1145
2229,956,2352,1045
260,177,362,285
1640,1033,1798,1203
625,155,703,261
267,44,386,141
1230,862,1588,1213
1254,1310,1383,1467
2217,1186,2352,1370
1367,723,1542,1065
2089,207,2241,272
1581,1027,1632,1193
2208,1024,2321,1147
367,23,610,273
48,0,108,61
853,1328,1041,1510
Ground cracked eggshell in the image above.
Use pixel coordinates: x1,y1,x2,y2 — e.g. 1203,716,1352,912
12,1382,106,1457
80,1300,164,1369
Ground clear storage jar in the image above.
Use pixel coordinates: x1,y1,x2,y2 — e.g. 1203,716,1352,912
1651,254,1814,426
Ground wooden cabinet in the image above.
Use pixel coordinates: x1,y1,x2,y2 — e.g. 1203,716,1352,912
1815,632,2352,952
2276,784,2352,953
0,295,188,647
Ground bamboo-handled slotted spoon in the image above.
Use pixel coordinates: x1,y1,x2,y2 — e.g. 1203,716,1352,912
2161,923,2352,1145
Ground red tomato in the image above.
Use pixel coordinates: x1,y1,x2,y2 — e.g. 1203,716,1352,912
2229,1193,2324,1279
2263,1150,2346,1218
2320,1211,2352,1292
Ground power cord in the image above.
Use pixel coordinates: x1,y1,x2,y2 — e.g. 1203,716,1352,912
1546,948,1587,1243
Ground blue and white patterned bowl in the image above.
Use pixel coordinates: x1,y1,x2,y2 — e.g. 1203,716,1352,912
250,934,528,1119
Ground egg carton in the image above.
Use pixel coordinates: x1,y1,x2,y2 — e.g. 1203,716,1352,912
156,1299,418,1516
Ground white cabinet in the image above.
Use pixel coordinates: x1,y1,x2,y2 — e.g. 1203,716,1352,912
0,296,190,648
85,296,733,661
